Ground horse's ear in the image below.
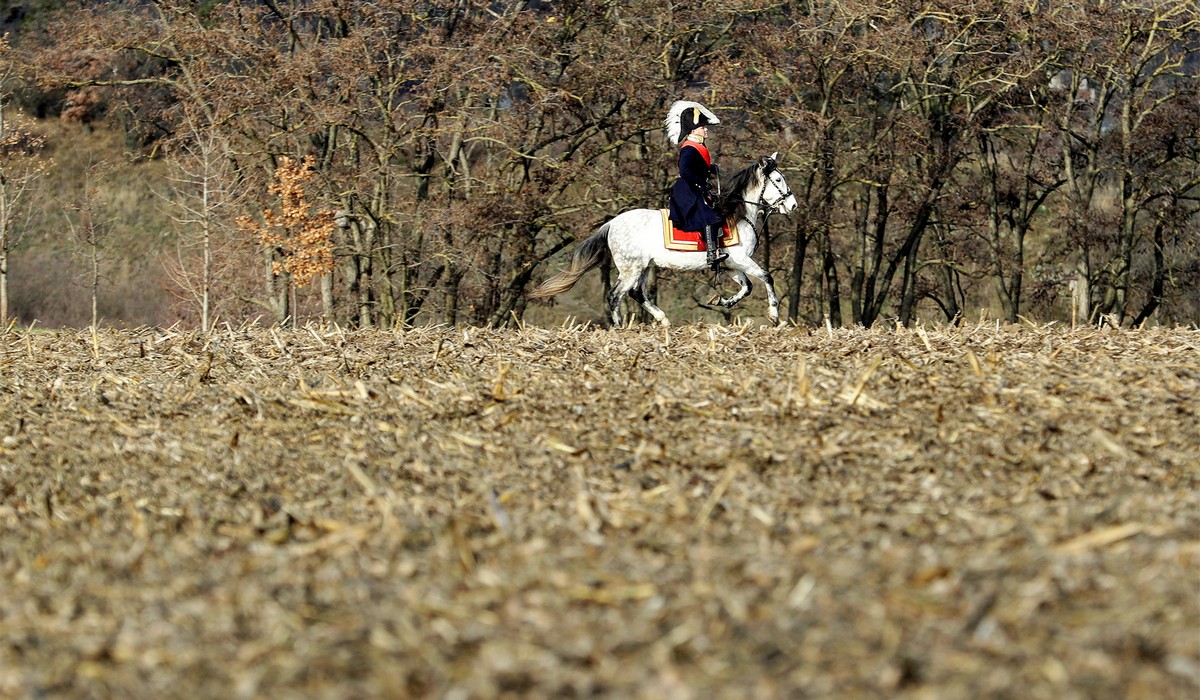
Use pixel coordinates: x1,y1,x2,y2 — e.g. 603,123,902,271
770,151,779,162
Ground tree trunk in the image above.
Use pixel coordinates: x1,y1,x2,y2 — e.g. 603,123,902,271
91,236,100,329
898,227,921,326
787,230,809,325
0,105,7,327
443,268,459,326
1007,227,1023,324
321,272,334,324
1115,171,1137,325
822,232,841,327
0,182,8,328
201,172,212,332
356,220,375,327
487,237,571,328
1072,254,1091,327
1130,221,1165,327
858,183,890,326
265,247,289,325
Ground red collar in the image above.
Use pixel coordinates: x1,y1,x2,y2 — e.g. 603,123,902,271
681,140,711,165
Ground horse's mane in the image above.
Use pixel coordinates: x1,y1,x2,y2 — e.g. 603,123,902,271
715,162,761,224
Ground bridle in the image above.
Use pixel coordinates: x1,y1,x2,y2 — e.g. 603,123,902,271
729,157,793,229
757,158,794,214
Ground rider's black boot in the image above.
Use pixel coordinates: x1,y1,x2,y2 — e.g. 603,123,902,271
705,224,728,271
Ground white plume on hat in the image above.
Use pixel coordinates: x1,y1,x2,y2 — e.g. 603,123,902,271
664,100,720,146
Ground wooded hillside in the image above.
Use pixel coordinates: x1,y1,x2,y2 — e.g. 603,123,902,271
2,0,1197,328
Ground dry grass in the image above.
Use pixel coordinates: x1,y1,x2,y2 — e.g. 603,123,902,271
1,323,1197,699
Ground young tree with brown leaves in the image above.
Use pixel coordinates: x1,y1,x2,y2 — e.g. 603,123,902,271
238,156,336,326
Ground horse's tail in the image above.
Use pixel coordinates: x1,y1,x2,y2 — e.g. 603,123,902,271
529,224,611,299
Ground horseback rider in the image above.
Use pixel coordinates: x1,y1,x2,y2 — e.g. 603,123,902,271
665,100,727,271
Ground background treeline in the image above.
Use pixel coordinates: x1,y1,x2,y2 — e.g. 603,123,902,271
1,0,1197,329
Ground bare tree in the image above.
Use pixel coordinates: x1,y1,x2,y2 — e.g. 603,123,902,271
65,166,112,330
1049,2,1199,325
161,114,244,332
0,36,50,326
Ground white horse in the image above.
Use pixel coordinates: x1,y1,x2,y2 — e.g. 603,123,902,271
531,153,797,325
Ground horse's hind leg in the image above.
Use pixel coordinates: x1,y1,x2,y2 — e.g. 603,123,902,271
629,268,669,326
610,263,665,327
608,268,640,327
607,283,626,327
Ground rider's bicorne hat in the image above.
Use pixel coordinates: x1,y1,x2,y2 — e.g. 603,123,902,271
664,100,721,146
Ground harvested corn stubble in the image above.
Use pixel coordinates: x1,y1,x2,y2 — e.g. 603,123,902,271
0,324,1197,699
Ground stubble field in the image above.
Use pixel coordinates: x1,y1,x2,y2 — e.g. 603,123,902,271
0,323,1197,699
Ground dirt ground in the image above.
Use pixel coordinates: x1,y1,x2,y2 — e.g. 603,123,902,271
0,323,1197,699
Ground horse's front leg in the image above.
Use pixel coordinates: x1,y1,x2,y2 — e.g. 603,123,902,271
718,271,753,308
740,261,781,324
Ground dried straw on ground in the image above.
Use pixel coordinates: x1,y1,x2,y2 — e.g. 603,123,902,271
0,323,1197,698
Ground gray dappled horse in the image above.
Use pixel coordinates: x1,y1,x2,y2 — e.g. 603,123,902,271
531,153,797,325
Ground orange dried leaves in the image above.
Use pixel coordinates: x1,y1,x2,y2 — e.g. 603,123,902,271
238,156,335,287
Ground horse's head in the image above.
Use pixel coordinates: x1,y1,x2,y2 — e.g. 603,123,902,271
715,153,799,222
759,152,797,215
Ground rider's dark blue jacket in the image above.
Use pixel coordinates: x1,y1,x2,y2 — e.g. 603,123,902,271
669,141,721,232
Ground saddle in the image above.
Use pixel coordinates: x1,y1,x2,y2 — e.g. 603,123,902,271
659,209,740,252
